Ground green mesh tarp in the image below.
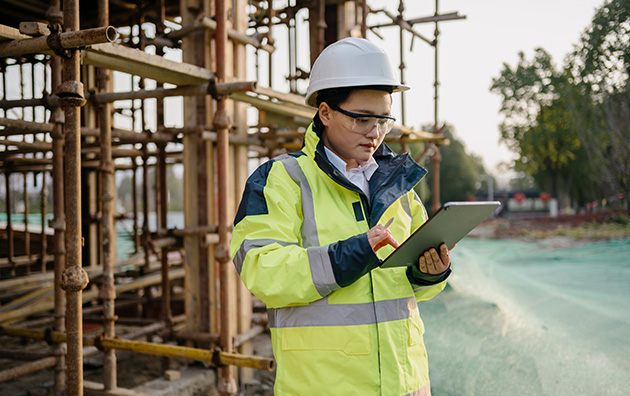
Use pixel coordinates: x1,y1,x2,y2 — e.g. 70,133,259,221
420,237,630,396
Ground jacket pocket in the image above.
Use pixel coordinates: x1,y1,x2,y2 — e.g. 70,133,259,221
407,316,425,346
281,325,371,356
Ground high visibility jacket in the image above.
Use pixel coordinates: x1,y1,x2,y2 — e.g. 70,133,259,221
230,124,449,396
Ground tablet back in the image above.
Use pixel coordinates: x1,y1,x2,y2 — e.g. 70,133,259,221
380,201,501,268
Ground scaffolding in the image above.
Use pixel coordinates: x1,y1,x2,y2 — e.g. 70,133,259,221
0,1,459,394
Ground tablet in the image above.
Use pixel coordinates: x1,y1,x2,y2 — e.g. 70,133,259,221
380,201,501,268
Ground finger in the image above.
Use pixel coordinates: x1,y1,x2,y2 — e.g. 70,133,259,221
369,229,399,252
424,251,435,273
430,248,443,273
440,244,451,267
376,233,399,250
433,247,450,272
419,256,427,272
387,233,400,248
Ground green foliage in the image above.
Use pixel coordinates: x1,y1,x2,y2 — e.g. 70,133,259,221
491,49,584,199
419,124,489,210
573,0,630,97
570,0,630,213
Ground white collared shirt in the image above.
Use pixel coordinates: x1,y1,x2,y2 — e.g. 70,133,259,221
324,146,379,196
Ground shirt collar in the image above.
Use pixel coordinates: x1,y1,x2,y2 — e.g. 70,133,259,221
324,146,379,181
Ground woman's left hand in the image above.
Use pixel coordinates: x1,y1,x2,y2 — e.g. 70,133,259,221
418,243,451,274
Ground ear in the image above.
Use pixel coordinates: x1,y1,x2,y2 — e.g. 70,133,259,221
318,102,333,127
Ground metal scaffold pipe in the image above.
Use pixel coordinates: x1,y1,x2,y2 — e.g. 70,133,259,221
0,118,54,132
215,0,237,394
90,80,257,103
0,326,275,371
0,81,255,109
59,0,88,394
166,17,274,53
96,0,117,391
0,26,117,58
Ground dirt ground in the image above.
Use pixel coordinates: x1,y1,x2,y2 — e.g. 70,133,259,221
0,327,167,396
3,213,628,395
472,211,630,242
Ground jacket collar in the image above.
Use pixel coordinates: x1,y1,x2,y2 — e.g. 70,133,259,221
301,123,427,226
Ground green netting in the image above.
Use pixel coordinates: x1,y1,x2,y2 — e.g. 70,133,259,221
420,237,630,396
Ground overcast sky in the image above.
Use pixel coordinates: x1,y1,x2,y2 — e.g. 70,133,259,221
367,0,606,175
109,1,609,183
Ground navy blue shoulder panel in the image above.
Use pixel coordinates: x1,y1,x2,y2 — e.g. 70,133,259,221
369,148,427,226
233,160,274,227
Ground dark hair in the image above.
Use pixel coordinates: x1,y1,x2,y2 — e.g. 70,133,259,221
312,85,393,135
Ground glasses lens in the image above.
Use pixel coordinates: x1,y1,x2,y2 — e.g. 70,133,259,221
349,117,394,135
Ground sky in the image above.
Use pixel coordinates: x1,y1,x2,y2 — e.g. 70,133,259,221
366,0,607,175
110,0,607,184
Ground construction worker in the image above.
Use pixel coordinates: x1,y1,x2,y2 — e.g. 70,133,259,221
230,37,451,395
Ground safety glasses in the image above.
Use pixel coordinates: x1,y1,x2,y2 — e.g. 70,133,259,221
329,104,397,135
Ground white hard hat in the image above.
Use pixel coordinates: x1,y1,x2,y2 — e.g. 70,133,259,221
305,37,409,108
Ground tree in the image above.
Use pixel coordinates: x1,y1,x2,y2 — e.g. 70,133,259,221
491,49,583,200
420,124,489,212
570,0,630,213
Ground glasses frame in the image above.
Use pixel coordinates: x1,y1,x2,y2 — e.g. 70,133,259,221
329,104,397,135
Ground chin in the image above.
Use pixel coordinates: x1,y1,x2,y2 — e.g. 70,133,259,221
356,153,374,162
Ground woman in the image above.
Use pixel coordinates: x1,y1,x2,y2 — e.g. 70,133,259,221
230,37,451,396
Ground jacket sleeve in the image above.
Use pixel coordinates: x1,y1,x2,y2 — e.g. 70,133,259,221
230,159,380,309
404,190,450,301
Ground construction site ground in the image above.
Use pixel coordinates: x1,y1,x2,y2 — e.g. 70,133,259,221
2,213,629,396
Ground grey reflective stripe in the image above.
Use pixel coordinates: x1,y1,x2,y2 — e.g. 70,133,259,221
307,245,339,297
268,296,417,328
276,154,319,248
375,294,418,323
401,192,413,220
234,239,298,274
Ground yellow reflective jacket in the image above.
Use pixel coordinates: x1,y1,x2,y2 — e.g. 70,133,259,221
230,124,449,396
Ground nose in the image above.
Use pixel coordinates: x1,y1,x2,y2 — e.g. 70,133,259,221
365,122,381,137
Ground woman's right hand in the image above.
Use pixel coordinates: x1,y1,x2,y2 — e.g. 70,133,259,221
367,223,400,252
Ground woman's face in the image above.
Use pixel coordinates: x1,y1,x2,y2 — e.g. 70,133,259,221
319,89,392,169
